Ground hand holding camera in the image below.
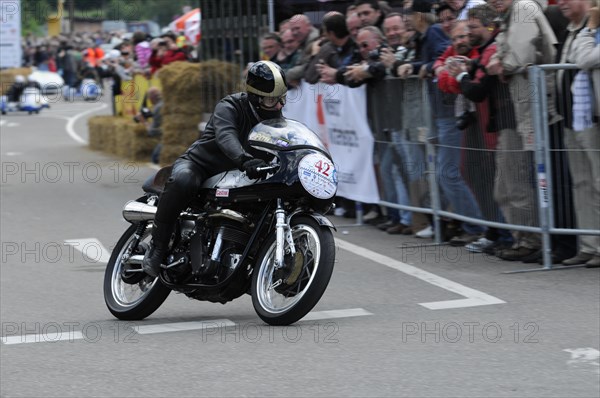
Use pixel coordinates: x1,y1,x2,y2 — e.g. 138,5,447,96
379,47,396,69
446,56,469,77
133,107,154,123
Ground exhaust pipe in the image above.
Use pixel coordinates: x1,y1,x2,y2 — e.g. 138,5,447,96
123,201,157,222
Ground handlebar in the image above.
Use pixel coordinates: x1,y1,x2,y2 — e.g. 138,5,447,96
256,164,279,172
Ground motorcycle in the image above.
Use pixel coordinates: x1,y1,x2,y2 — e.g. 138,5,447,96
1,87,48,115
103,118,338,326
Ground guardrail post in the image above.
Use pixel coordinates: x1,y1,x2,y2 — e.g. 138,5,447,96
422,81,442,244
529,66,553,269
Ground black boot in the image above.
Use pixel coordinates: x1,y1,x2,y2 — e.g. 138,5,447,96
142,221,174,277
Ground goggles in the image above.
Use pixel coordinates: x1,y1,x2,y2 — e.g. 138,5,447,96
259,95,286,109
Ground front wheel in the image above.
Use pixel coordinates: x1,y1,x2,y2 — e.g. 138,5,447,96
251,216,335,326
103,224,171,320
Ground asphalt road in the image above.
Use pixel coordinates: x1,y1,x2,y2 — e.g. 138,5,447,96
1,98,599,398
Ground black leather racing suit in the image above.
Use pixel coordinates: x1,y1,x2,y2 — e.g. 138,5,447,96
154,92,277,225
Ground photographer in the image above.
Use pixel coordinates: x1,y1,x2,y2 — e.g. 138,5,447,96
149,32,187,75
304,12,361,84
317,26,386,87
134,87,163,164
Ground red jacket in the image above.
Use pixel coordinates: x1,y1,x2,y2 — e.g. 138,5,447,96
149,48,187,75
436,44,497,151
435,46,480,94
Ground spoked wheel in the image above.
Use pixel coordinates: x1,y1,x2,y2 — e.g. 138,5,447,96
252,216,335,326
103,224,170,320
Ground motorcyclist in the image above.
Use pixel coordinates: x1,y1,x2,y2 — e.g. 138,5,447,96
142,60,288,277
6,75,27,103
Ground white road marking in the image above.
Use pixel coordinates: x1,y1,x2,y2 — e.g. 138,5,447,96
4,152,23,156
2,331,86,345
300,308,373,321
65,103,108,145
336,239,505,310
136,319,236,335
1,308,372,345
0,119,19,127
564,348,600,374
64,238,111,264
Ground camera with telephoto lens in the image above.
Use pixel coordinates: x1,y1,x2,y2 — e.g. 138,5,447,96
133,107,153,123
456,111,475,131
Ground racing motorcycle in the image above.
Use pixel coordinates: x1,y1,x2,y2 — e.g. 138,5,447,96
103,118,338,326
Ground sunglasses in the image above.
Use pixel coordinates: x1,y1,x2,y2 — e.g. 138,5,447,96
259,95,286,109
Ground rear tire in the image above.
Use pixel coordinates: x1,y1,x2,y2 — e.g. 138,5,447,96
104,224,171,320
251,216,335,326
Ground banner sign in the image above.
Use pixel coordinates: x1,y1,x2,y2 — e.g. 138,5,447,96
0,0,22,68
284,81,380,204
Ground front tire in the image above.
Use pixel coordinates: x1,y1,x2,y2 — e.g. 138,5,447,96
251,216,335,326
104,224,171,320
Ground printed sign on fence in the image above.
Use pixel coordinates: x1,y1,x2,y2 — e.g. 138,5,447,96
284,81,379,204
0,0,22,69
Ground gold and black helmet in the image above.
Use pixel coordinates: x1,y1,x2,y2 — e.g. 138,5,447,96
246,61,288,111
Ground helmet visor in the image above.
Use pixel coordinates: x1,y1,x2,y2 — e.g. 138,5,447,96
259,94,286,109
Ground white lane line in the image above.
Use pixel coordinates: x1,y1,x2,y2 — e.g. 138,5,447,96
136,319,236,335
336,239,505,310
1,308,372,345
65,103,108,145
64,238,111,264
300,308,373,321
2,331,85,345
4,152,23,156
0,119,19,127
564,348,600,374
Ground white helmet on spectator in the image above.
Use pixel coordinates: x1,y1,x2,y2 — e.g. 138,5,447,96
103,49,121,61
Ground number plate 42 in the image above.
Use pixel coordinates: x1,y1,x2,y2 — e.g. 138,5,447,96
298,153,338,200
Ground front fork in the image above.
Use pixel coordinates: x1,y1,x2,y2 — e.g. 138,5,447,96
274,198,296,269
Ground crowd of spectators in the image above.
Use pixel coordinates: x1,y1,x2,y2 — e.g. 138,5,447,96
20,29,196,93
254,0,600,268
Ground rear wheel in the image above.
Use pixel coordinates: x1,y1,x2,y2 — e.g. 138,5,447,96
103,224,171,320
251,216,335,326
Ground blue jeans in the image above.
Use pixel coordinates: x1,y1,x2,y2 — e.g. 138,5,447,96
392,130,427,184
434,118,486,235
379,143,411,225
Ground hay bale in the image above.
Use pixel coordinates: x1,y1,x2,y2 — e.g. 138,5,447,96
88,116,105,151
160,144,188,166
88,115,162,162
161,115,200,147
159,62,203,115
197,60,243,111
131,123,160,162
88,115,117,151
114,119,136,158
103,119,118,155
158,60,240,155
0,68,32,95
162,128,199,147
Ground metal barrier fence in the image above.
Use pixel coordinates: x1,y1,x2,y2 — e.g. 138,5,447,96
366,66,599,271
197,0,268,71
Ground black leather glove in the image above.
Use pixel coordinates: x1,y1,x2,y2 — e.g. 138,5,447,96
242,158,268,179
